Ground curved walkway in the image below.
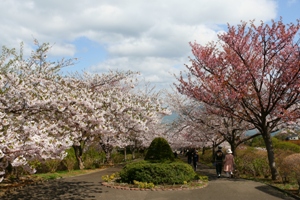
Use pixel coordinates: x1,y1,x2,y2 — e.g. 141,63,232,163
2,163,300,200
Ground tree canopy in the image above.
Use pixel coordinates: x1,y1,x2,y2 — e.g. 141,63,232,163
175,18,300,180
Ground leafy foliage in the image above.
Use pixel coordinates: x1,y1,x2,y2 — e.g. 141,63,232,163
235,147,270,178
273,139,300,153
248,136,265,147
279,153,300,192
118,160,197,184
144,137,174,162
133,180,155,189
62,148,77,171
249,137,300,153
82,147,105,169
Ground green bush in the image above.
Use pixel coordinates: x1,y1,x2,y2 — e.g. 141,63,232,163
249,137,300,153
235,147,269,178
199,149,213,164
248,136,265,147
272,138,300,153
111,152,126,164
44,159,61,173
119,160,197,184
62,148,77,171
83,147,105,169
280,153,300,185
144,137,174,162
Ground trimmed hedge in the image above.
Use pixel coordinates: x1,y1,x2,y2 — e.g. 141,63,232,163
118,160,197,184
144,137,174,162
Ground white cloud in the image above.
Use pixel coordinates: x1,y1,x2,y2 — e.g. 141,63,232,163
48,43,76,57
0,0,278,90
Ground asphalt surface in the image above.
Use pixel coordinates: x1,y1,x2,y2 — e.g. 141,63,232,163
2,163,300,200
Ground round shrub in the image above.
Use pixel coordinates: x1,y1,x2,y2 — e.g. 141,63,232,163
279,153,300,184
235,147,269,177
118,160,197,184
144,137,174,162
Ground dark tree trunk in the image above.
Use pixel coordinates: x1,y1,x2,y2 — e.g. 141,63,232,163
202,146,205,155
100,142,114,164
297,179,300,195
229,142,237,157
73,145,85,170
124,147,127,161
261,128,278,180
132,149,136,160
212,141,216,162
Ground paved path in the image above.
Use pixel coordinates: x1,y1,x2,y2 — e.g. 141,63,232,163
2,164,300,200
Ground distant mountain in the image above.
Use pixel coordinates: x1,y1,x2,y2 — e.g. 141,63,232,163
246,129,279,136
162,114,281,137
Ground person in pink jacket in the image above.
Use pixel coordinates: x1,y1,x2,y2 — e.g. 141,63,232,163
223,149,234,178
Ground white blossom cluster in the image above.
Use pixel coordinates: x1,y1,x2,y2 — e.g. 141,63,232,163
0,42,171,181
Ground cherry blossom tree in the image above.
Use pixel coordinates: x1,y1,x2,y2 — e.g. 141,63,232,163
163,89,220,151
0,40,172,180
0,42,75,181
55,70,139,169
164,89,258,157
96,85,171,163
175,18,300,180
58,70,171,166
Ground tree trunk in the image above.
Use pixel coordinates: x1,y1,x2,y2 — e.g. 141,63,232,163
129,145,136,160
100,143,114,164
229,142,237,157
132,149,136,160
297,179,300,195
124,148,127,161
105,150,112,164
73,145,85,170
261,129,278,180
212,141,216,162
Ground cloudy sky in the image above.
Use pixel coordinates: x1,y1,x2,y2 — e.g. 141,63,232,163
0,0,299,91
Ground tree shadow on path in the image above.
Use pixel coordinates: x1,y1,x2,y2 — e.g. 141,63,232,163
197,162,300,200
2,179,103,200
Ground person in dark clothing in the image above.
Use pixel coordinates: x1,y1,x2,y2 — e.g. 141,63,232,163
192,150,199,171
173,150,178,158
186,150,192,164
215,146,224,178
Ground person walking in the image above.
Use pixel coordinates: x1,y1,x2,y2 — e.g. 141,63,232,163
186,149,192,164
215,146,224,178
223,149,234,178
192,150,199,171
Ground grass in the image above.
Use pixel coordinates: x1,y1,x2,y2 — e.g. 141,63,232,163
236,175,300,197
33,168,104,180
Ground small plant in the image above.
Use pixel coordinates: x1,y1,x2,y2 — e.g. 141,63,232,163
197,175,209,182
133,180,155,189
47,174,60,180
45,159,61,173
101,172,119,182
